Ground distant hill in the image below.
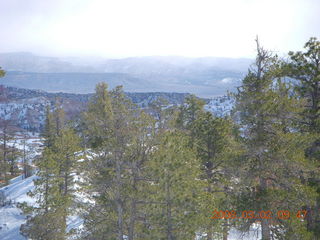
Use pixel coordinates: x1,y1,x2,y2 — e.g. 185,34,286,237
0,71,154,93
0,52,96,73
0,52,252,73
0,53,250,97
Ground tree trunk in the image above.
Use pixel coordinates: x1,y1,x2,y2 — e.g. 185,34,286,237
3,130,7,182
116,158,124,240
62,170,69,235
207,226,213,240
261,219,270,240
165,176,174,240
128,199,136,240
260,178,270,240
223,220,229,240
128,161,138,240
45,168,49,213
305,206,314,231
23,139,27,179
206,182,214,240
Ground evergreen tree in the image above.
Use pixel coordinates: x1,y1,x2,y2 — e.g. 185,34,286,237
0,119,16,184
284,37,320,238
0,67,4,78
7,140,21,176
21,132,35,179
175,94,206,146
193,112,239,240
23,105,81,239
234,38,316,240
82,83,139,240
125,111,156,240
0,67,7,183
145,131,203,240
176,94,239,239
149,97,175,133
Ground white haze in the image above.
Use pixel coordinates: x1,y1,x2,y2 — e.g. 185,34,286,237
0,0,319,58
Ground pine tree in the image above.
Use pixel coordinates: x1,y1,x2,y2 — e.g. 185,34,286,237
0,119,16,184
175,94,206,146
284,37,320,238
54,128,81,233
24,147,67,240
145,131,203,240
193,112,239,240
82,83,139,240
23,105,81,239
21,132,35,179
0,67,4,77
7,140,21,176
149,97,173,133
234,38,316,240
42,105,56,147
175,94,240,239
0,67,7,183
125,111,156,240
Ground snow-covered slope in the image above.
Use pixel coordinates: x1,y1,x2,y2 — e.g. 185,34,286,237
0,175,36,240
0,97,49,132
0,175,83,240
205,95,235,117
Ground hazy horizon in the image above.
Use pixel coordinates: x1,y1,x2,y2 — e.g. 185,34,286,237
1,0,319,59
0,51,255,60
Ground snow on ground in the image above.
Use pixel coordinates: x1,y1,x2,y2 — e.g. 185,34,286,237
0,175,36,240
228,226,261,240
205,95,235,117
0,206,26,240
195,224,261,240
7,135,42,157
0,167,261,239
0,175,85,240
4,176,36,205
0,174,262,240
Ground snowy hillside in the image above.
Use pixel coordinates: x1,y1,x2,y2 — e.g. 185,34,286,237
0,97,49,132
0,175,35,240
0,174,84,240
0,87,191,132
205,95,235,117
0,86,236,133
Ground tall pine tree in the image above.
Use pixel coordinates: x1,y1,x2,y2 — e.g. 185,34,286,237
23,104,81,239
284,37,320,238
234,38,316,240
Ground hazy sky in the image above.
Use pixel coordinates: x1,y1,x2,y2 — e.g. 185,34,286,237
1,0,319,58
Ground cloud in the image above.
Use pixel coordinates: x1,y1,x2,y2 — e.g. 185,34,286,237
221,78,233,84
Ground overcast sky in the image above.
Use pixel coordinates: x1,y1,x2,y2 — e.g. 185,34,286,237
0,0,319,58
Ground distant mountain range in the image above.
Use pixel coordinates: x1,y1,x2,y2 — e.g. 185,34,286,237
0,52,251,98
